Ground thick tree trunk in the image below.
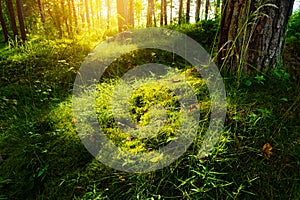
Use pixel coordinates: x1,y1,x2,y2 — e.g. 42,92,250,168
186,0,190,23
195,0,201,22
218,0,295,74
0,0,9,42
5,0,18,37
15,0,26,42
178,0,183,24
160,0,164,26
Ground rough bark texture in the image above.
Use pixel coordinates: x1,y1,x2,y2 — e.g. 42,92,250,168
0,0,9,42
129,0,134,27
218,0,295,74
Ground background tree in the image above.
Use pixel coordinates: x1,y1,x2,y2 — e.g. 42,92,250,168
186,0,191,23
195,0,202,22
204,0,210,20
218,0,295,73
178,0,183,24
16,0,26,42
0,0,9,42
5,0,18,37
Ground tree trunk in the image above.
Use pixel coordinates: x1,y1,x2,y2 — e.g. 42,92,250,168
85,0,90,29
186,0,191,23
195,0,201,22
178,0,183,24
0,0,9,42
117,0,128,32
129,0,134,27
37,0,45,25
163,0,167,25
160,0,163,26
15,0,26,42
71,0,78,33
5,0,18,37
218,0,295,74
147,0,153,27
106,0,110,29
170,0,172,23
204,0,209,20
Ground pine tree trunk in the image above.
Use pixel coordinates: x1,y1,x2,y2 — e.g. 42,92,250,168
15,0,26,42
186,0,191,23
218,0,295,74
163,0,167,25
5,0,18,37
195,0,201,22
147,0,153,27
170,0,172,23
37,0,45,25
0,0,9,42
204,0,209,20
117,0,128,32
178,0,183,24
160,0,163,26
85,0,90,30
129,0,134,27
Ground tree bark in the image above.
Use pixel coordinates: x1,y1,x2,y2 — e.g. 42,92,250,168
117,0,128,32
163,0,167,25
5,0,18,37
186,0,191,23
37,0,45,25
195,0,201,22
15,0,26,42
129,0,134,27
170,0,172,23
218,0,295,74
85,0,90,29
0,0,9,42
204,0,209,20
178,0,183,24
147,0,153,27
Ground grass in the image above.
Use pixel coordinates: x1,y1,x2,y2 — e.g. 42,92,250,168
0,24,299,199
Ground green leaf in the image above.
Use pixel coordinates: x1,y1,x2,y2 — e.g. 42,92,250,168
280,98,288,102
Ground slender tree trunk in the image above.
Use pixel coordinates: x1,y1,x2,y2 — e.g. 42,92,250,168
204,0,209,20
178,0,183,24
106,0,110,29
195,0,201,22
89,0,94,28
218,0,295,74
129,0,134,27
0,0,9,42
71,0,78,33
186,0,191,23
15,0,26,42
160,0,164,26
5,0,18,37
152,0,156,27
170,0,172,23
37,0,45,25
163,0,167,25
85,0,90,29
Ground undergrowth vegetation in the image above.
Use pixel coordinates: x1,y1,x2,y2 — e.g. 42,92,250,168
0,18,299,199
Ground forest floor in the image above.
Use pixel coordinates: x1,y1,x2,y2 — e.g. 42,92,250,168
0,24,299,199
